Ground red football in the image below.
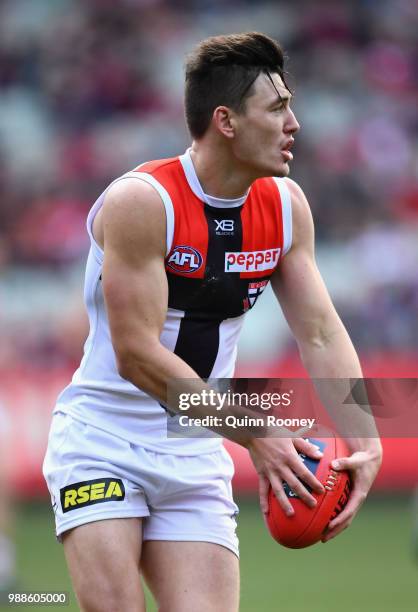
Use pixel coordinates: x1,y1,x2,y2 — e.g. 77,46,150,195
265,434,351,548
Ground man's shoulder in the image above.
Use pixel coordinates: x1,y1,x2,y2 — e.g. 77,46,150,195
104,154,185,205
281,178,314,249
254,175,303,195
251,175,301,206
281,178,312,217
282,177,305,200
252,175,300,192
257,176,310,214
132,156,181,175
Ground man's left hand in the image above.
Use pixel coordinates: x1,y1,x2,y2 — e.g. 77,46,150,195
321,445,383,543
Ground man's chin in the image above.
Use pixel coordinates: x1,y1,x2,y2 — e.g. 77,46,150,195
252,160,291,179
273,161,290,178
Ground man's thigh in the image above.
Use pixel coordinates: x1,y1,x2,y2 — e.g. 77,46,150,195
141,540,239,612
63,518,145,612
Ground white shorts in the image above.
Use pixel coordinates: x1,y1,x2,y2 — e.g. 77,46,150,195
43,411,239,557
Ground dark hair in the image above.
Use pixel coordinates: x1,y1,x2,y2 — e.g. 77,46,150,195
184,32,288,139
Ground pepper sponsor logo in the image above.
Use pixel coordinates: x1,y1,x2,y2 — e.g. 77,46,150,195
225,248,280,272
60,478,125,513
167,245,203,273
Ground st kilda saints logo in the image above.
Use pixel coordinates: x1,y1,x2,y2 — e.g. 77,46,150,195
167,245,203,274
243,280,268,311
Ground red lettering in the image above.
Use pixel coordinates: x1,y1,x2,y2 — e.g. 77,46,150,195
245,254,254,269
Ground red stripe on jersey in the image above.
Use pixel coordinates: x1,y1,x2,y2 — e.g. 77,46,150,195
239,177,283,279
166,193,208,279
134,158,208,279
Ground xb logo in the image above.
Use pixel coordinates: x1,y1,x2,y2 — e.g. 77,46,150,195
214,219,234,234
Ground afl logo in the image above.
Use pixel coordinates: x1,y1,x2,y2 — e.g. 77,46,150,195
167,245,203,274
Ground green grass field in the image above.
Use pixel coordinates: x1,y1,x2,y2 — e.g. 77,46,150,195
1,494,417,611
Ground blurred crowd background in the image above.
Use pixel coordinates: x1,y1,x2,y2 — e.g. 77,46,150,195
1,0,418,371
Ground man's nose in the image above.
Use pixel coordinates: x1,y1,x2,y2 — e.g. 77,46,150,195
286,108,300,134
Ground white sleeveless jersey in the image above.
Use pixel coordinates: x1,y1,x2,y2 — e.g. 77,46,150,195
55,149,292,455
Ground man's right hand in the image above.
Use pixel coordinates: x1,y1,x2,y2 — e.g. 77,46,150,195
247,436,325,516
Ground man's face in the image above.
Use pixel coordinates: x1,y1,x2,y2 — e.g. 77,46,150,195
231,72,300,177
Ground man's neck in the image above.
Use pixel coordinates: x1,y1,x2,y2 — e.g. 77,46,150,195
189,142,257,199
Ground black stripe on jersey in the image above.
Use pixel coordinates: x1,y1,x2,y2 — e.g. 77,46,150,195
173,315,222,379
203,205,243,283
172,206,244,378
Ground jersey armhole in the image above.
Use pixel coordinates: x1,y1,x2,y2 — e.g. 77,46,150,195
86,194,105,264
273,177,292,256
86,171,175,260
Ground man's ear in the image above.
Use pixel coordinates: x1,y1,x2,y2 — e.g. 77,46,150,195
212,106,236,139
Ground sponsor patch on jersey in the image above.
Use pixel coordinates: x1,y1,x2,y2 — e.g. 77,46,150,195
60,478,125,513
214,219,234,236
225,248,280,273
167,245,203,274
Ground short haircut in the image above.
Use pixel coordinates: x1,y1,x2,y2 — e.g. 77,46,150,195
184,32,288,139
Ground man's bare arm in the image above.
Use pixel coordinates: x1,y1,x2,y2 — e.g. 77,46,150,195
272,179,362,378
101,178,198,399
271,177,382,541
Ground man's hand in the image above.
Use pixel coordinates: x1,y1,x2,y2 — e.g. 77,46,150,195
247,436,325,516
321,444,383,542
